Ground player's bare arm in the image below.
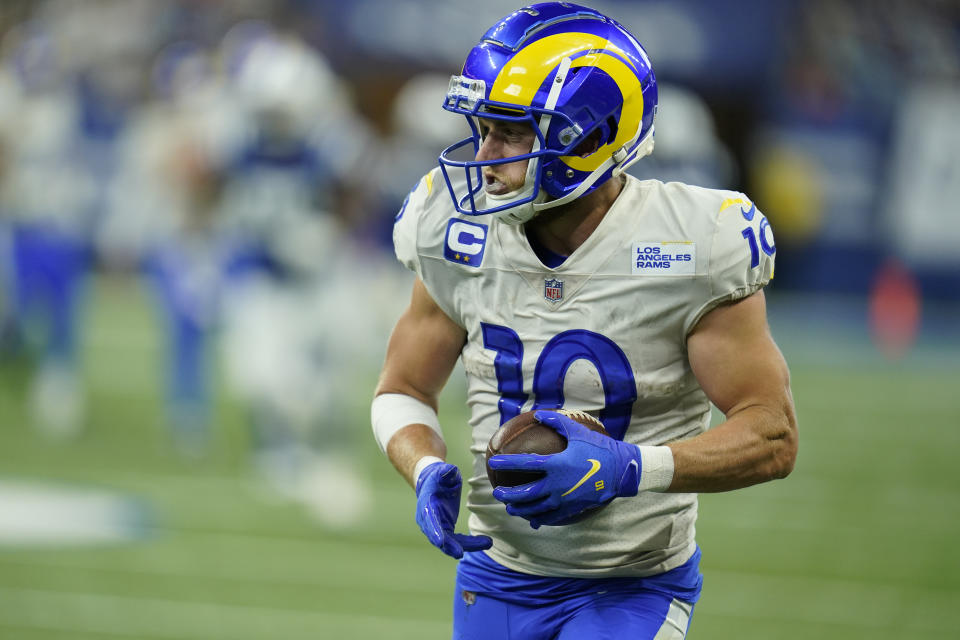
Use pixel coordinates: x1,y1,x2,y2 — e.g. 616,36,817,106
674,290,798,492
374,277,466,487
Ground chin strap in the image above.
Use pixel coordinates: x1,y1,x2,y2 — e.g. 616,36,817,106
612,125,656,178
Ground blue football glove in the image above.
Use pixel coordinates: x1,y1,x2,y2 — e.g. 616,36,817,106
488,410,642,528
415,462,492,558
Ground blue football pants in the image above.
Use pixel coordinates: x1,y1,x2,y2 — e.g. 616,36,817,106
453,571,695,639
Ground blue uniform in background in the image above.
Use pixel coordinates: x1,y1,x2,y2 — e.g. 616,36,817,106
9,224,89,363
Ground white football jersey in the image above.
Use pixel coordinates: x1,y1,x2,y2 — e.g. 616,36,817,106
393,171,775,578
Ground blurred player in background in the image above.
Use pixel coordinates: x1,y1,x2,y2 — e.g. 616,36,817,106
216,26,380,525
99,19,391,524
0,23,98,437
99,38,245,457
371,3,798,638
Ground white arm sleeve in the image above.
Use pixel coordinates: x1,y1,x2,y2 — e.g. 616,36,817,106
370,393,445,453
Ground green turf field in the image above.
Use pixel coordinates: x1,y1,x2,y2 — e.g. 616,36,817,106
0,277,958,639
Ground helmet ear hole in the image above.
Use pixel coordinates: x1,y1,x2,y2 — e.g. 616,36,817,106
605,116,619,145
573,128,604,158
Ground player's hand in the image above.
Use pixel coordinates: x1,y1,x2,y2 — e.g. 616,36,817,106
487,410,642,528
415,461,493,558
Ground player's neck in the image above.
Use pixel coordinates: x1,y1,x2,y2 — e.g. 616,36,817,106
525,175,625,257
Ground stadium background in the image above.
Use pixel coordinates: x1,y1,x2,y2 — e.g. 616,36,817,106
0,0,957,638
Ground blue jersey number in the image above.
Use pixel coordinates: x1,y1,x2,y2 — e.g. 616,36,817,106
481,323,637,440
741,216,776,268
481,324,528,424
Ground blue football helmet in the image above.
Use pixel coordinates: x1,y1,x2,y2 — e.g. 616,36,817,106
438,2,658,224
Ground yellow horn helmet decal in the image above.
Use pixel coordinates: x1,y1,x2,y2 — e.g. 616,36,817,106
489,32,644,173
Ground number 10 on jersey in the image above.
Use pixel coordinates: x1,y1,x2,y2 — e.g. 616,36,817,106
481,323,637,440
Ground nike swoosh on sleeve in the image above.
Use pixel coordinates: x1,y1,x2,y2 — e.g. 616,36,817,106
561,459,602,496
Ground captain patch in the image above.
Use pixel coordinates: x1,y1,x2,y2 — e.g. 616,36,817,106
632,242,696,276
444,219,488,267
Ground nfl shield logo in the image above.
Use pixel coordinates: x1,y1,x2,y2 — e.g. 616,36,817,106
544,278,564,302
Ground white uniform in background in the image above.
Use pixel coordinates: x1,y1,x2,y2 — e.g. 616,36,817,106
394,170,775,577
216,31,389,527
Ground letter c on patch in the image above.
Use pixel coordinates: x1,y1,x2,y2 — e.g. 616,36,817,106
449,222,485,255
444,219,488,267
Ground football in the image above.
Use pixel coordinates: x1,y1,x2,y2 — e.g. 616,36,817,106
485,409,608,488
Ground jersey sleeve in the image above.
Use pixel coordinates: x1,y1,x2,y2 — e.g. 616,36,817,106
685,196,776,334
392,170,436,277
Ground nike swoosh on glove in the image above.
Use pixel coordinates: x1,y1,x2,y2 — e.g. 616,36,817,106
487,410,642,528
416,461,492,558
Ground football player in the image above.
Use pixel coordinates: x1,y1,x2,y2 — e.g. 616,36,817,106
371,3,798,639
217,29,377,525
0,24,95,437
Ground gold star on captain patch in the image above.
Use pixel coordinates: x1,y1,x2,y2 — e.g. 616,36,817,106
454,253,461,260
463,256,470,263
